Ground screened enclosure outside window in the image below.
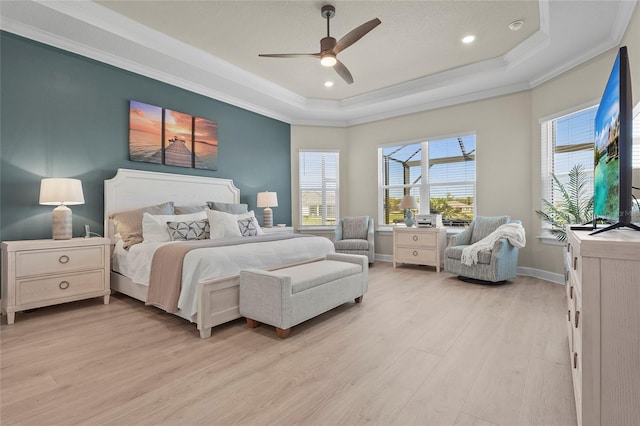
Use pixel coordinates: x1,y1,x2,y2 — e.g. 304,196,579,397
299,150,339,226
379,135,476,226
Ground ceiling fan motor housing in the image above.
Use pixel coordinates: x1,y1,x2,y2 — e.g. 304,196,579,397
320,36,337,52
321,5,336,19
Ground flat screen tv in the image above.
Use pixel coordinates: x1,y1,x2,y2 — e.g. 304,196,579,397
591,46,640,234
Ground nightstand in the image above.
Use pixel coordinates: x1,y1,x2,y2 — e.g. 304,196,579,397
262,226,294,234
1,238,111,324
393,227,446,271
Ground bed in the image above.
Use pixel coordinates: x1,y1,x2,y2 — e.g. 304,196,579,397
104,168,334,338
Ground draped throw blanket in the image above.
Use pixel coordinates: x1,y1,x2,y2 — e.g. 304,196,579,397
461,223,526,266
146,233,308,313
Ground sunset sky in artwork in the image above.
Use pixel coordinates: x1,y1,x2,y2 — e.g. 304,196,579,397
129,101,162,144
195,117,218,146
165,109,192,145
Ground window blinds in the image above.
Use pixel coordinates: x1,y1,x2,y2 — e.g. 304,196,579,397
299,151,339,226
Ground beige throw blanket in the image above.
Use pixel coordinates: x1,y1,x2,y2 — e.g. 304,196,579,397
146,234,306,313
461,223,526,266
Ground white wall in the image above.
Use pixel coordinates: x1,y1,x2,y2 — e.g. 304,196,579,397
290,4,640,275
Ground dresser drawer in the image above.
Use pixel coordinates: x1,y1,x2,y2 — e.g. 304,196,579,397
396,247,437,264
567,239,582,288
396,231,436,247
15,246,105,277
16,270,105,305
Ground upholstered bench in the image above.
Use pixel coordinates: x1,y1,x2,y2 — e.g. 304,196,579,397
239,253,368,338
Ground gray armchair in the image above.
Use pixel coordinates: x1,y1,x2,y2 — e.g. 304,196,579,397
334,216,375,264
444,216,521,282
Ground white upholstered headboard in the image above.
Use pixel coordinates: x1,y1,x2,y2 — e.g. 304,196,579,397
104,168,240,242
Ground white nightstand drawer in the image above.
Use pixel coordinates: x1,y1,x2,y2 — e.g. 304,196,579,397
16,270,105,305
15,246,105,277
396,247,437,264
396,231,436,247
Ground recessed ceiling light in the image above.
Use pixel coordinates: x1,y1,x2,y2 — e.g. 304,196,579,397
509,20,524,31
324,81,334,88
462,35,476,44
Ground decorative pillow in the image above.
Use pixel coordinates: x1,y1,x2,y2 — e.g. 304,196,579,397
174,204,207,214
110,202,174,249
342,216,370,240
205,208,263,239
470,216,510,245
142,211,208,242
237,218,258,237
206,201,248,214
167,220,210,241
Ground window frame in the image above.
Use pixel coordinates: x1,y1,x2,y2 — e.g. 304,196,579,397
298,149,339,229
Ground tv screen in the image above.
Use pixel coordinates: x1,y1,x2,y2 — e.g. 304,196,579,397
591,46,639,234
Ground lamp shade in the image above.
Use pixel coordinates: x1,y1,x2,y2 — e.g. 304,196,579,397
257,191,278,208
399,195,418,210
39,178,85,206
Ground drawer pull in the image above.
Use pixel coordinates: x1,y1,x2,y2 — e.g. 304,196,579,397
573,352,578,369
573,257,577,270
570,286,573,299
59,281,70,290
59,255,70,264
567,243,571,253
412,235,418,242
575,311,580,328
568,310,571,322
412,250,418,257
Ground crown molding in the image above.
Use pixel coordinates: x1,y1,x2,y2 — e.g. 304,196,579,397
1,0,636,127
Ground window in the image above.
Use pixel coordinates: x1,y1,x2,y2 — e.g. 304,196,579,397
299,150,339,227
541,106,597,230
541,103,640,233
379,135,476,226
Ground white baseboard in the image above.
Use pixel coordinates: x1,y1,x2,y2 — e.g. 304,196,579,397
516,267,564,285
374,254,564,285
375,254,393,263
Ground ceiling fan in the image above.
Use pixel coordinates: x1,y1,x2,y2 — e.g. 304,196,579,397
258,5,381,85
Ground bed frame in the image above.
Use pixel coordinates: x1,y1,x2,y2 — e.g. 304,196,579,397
105,168,323,339
104,168,246,338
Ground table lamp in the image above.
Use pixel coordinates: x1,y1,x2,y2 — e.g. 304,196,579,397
399,195,419,227
39,178,85,239
257,191,278,228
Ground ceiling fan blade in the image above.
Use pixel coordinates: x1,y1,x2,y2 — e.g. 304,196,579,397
258,53,321,59
334,60,354,84
333,18,381,54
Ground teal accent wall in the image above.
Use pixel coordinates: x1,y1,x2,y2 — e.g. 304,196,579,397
0,32,291,242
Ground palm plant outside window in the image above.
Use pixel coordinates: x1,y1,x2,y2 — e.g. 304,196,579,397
379,135,476,226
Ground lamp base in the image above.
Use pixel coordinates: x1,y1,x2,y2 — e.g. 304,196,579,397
404,209,415,227
263,207,273,228
52,205,73,239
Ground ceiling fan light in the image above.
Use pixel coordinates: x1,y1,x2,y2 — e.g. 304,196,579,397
320,55,337,67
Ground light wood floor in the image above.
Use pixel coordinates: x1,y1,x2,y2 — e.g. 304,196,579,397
0,262,577,426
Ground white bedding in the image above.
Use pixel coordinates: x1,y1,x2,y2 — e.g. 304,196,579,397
112,235,335,321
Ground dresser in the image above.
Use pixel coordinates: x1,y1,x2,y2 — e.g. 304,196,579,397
393,227,446,271
1,238,111,324
565,229,640,426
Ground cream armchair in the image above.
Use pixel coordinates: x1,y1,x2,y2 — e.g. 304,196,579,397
334,216,375,264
